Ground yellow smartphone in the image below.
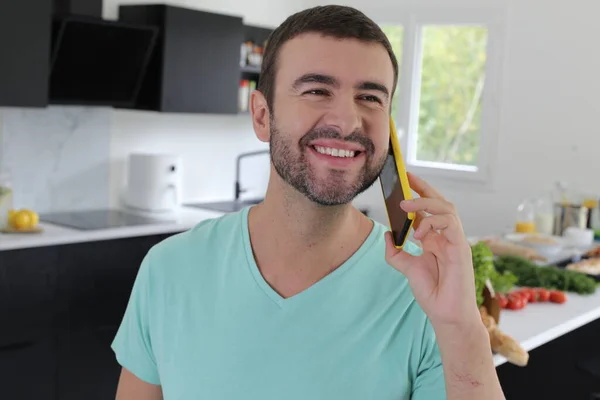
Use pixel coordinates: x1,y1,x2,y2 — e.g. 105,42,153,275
379,117,415,249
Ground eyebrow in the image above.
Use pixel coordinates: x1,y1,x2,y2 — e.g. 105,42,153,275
292,73,390,100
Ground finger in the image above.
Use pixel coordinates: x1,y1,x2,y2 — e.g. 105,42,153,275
384,231,417,275
413,214,465,245
401,197,456,216
412,210,427,231
407,172,445,200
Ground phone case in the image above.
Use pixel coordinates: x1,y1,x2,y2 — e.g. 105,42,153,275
382,117,415,249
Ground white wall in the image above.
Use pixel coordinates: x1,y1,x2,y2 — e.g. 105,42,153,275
305,0,600,236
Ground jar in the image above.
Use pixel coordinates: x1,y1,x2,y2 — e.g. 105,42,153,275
0,171,14,229
582,195,599,230
515,198,536,233
534,195,554,235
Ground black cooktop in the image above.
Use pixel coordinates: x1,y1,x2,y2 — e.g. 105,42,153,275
184,198,264,213
40,209,175,231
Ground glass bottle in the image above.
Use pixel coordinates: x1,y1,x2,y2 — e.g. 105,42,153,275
534,195,555,235
0,171,14,229
515,198,536,233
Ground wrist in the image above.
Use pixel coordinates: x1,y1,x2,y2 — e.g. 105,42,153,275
432,317,504,400
430,307,484,337
432,316,489,351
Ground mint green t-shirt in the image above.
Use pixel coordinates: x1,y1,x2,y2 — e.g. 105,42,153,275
111,207,446,399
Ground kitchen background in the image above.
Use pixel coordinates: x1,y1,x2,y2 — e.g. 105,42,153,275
1,0,599,237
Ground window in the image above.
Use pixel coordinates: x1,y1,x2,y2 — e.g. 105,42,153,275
381,25,404,118
381,8,505,183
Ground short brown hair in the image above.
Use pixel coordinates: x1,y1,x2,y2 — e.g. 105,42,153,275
258,5,399,112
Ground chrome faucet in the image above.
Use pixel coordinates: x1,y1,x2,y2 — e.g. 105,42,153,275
234,149,270,201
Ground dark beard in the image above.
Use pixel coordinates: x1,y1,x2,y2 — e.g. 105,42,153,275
269,119,386,206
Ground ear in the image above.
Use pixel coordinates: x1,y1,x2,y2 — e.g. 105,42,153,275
251,90,271,143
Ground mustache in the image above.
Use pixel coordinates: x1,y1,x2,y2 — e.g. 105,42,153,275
299,127,375,155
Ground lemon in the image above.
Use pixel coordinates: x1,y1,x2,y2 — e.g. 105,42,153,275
12,210,32,230
22,209,39,226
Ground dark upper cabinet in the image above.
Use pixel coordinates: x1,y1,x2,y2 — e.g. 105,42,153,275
119,5,245,114
0,0,52,108
52,0,103,18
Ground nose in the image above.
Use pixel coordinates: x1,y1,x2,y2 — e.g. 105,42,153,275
321,95,363,137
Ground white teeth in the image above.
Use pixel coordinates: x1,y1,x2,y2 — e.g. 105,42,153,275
314,146,357,158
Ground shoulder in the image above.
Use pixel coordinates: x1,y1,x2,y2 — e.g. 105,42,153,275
141,210,243,279
151,211,241,257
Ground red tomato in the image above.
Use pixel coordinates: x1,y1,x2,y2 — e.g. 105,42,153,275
550,291,567,304
511,291,528,306
507,296,525,310
497,294,509,309
519,288,535,303
526,288,538,303
507,291,521,299
536,288,550,302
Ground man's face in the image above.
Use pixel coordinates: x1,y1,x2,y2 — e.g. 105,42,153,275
268,33,394,206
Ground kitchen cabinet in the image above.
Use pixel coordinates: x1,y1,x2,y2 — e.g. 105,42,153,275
0,246,60,399
56,326,120,400
0,338,57,400
0,231,179,399
497,317,600,399
56,234,168,331
0,246,60,347
119,4,245,114
0,0,52,107
55,233,177,398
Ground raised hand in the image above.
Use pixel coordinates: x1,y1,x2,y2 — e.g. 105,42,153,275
384,172,480,328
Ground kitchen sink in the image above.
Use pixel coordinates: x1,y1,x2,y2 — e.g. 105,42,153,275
185,198,264,213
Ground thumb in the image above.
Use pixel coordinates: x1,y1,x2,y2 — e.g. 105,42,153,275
384,231,418,275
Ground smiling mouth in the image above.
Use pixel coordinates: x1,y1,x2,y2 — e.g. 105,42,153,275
311,145,363,158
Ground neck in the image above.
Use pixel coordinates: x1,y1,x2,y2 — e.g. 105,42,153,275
247,170,374,298
252,172,367,250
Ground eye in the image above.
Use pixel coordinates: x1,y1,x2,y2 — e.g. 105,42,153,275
304,89,329,96
359,94,382,104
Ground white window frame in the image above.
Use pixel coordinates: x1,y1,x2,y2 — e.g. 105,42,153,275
379,6,507,188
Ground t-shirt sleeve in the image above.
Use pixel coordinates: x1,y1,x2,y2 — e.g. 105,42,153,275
411,320,447,399
111,251,161,385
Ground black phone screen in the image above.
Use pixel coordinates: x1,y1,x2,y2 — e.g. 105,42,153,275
380,142,412,245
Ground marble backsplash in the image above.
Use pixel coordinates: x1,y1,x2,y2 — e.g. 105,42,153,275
0,106,111,213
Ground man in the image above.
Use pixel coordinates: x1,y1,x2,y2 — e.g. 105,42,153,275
112,5,505,400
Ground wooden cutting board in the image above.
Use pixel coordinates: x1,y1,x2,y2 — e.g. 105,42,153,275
0,226,43,234
483,286,501,324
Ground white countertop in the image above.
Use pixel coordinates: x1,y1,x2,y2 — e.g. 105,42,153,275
493,286,600,367
0,207,225,251
486,244,600,367
4,214,600,370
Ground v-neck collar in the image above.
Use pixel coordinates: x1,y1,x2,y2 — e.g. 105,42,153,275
240,206,382,309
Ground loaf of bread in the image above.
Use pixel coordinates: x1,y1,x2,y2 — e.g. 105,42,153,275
480,306,529,367
482,238,547,262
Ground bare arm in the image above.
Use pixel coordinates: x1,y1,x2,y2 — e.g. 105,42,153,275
115,368,163,400
435,321,505,400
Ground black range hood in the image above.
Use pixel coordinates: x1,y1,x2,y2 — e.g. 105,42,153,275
49,0,159,107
